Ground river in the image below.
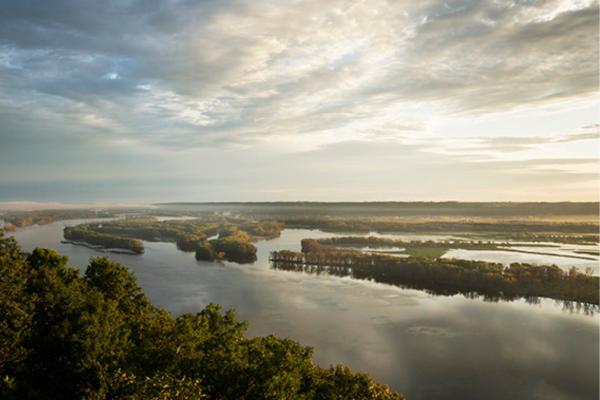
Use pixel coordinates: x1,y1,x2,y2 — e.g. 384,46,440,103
8,218,599,400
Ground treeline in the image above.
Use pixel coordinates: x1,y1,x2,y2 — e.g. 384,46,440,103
81,216,220,244
237,220,283,239
84,216,282,246
475,232,599,245
315,236,511,249
2,209,115,228
0,234,404,399
157,201,600,218
271,242,599,306
283,217,599,235
311,236,566,258
64,226,144,254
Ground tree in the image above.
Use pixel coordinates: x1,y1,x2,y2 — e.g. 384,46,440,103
195,240,216,261
0,237,405,400
211,231,257,263
0,235,31,379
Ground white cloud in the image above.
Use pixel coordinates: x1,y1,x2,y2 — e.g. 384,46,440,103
0,0,597,200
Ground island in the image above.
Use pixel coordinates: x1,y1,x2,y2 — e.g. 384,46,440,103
310,236,598,260
64,225,145,254
271,239,599,305
195,230,258,263
281,216,600,244
63,216,282,263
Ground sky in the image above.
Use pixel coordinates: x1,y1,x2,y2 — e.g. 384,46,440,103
0,0,598,203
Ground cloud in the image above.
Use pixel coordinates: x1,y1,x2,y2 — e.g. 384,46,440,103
556,132,599,143
0,0,597,201
383,0,598,112
448,127,600,153
0,0,597,148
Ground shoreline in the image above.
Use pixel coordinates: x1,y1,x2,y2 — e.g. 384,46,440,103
60,239,140,255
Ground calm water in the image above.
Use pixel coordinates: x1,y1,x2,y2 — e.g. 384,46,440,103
443,248,600,275
9,219,600,400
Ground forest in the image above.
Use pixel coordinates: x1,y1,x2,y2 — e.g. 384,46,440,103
1,209,116,229
64,225,145,254
0,233,404,399
154,203,600,244
271,240,599,306
22,206,591,266
62,216,283,264
312,236,595,259
281,216,599,235
157,202,600,218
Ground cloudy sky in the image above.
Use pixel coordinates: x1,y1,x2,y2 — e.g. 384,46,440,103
0,0,598,202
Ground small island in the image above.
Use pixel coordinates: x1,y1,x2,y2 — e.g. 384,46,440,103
194,230,258,263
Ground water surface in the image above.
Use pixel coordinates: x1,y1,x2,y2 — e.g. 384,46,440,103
10,220,599,400
443,248,600,275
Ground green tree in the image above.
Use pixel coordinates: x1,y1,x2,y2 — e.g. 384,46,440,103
0,237,405,400
0,235,31,380
195,240,216,261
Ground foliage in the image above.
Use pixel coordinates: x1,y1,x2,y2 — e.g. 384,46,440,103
85,216,219,244
284,216,599,235
157,201,600,219
238,220,284,239
195,231,258,264
65,215,281,263
2,209,115,228
310,236,574,259
210,230,257,264
64,226,144,254
0,233,404,399
194,240,217,262
176,235,205,252
272,243,600,305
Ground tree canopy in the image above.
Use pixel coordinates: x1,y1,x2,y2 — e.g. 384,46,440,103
0,233,404,399
272,241,600,306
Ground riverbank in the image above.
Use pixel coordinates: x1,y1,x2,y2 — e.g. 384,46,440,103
60,239,140,255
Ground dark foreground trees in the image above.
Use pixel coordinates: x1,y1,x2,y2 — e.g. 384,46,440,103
0,233,403,400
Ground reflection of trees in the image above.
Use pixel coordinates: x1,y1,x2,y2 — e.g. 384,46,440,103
559,300,597,315
270,247,600,309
